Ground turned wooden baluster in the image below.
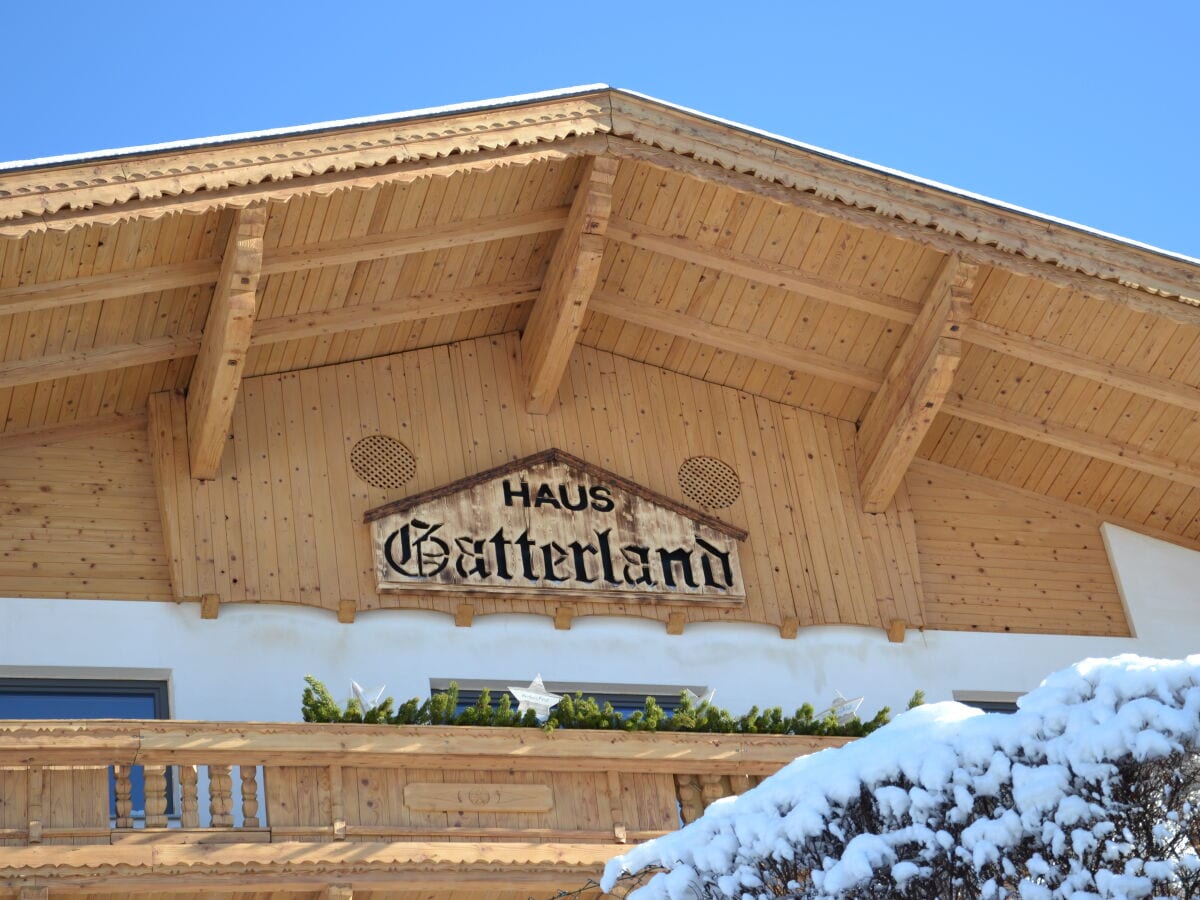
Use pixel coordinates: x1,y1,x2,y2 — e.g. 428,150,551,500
728,773,755,795
113,765,133,829
143,765,168,827
699,774,728,810
675,774,704,824
179,765,200,828
209,764,234,827
240,764,260,828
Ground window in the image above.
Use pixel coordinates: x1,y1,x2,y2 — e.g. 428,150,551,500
0,673,172,817
429,678,709,717
953,690,1022,714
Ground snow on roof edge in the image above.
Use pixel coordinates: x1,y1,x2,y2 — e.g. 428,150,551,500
2,84,1196,271
0,84,613,173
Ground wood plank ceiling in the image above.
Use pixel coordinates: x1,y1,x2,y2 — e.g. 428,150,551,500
2,87,1200,551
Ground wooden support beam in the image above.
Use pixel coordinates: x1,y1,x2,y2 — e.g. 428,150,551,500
608,218,920,324
554,606,574,631
454,603,475,628
591,292,884,391
186,206,267,480
962,319,1200,416
0,333,201,391
147,392,189,601
337,600,357,624
666,611,686,635
522,156,618,413
857,255,979,513
942,394,1200,491
887,619,907,643
200,595,220,620
779,618,800,640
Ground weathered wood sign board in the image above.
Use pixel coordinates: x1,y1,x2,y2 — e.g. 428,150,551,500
364,449,747,603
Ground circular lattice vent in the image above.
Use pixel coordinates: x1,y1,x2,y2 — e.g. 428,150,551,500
350,435,416,490
677,456,741,509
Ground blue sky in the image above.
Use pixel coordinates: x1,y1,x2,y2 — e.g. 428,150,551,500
5,2,1197,257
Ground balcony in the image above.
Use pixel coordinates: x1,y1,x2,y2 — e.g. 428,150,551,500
0,720,849,896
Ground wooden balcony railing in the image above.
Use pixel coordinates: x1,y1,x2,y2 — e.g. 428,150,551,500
0,720,850,895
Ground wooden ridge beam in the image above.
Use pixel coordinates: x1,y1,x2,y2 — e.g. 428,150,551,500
857,255,979,512
942,394,1200,492
608,217,920,324
523,156,618,413
186,205,267,480
962,319,1200,416
0,207,569,319
590,291,884,391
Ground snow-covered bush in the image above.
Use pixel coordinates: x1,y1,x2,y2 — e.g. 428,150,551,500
602,655,1200,899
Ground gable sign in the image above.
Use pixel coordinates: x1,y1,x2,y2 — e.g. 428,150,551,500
364,450,747,603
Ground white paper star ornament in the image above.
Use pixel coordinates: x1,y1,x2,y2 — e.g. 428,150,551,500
507,674,562,722
351,680,387,712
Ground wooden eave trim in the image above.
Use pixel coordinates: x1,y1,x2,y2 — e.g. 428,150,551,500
522,156,618,413
0,95,613,231
362,446,749,540
4,87,1195,312
606,138,1200,327
0,136,608,238
605,96,1200,306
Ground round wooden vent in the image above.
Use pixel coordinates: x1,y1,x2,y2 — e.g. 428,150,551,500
677,456,741,509
350,435,416,490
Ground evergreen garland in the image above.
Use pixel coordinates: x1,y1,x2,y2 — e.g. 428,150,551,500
300,676,919,737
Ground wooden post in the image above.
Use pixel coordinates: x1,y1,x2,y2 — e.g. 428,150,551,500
179,764,200,828
26,766,43,843
554,606,574,631
337,599,356,624
240,764,260,828
209,764,233,827
143,765,168,828
454,602,474,628
113,764,133,829
328,764,346,840
779,617,800,640
675,774,704,824
887,619,907,643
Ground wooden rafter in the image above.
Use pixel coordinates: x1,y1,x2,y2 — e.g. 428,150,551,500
0,207,567,319
522,156,618,414
607,218,920,323
0,282,539,393
185,205,266,480
590,292,884,391
962,319,1200,416
942,394,1200,491
857,254,979,513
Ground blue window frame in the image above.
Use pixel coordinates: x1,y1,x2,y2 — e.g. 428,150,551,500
0,678,171,817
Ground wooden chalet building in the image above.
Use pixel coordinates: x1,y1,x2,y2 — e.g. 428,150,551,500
0,85,1199,896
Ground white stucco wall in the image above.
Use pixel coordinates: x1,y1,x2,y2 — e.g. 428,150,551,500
2,523,1198,721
